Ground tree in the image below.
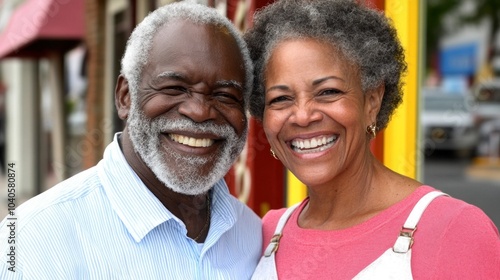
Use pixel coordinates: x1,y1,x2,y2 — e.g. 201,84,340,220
459,0,499,71
425,0,461,74
425,0,500,77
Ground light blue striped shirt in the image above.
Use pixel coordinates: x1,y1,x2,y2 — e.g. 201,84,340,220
0,133,262,279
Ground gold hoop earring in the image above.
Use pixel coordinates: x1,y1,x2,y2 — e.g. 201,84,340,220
367,123,377,138
270,149,278,160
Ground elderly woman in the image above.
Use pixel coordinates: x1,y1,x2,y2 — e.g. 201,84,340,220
244,0,500,279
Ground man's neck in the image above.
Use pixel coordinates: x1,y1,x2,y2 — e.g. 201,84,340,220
118,128,211,239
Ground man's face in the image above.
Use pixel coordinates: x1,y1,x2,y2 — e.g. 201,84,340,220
127,20,248,195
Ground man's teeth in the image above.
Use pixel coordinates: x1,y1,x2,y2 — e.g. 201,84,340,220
291,136,337,153
169,134,214,147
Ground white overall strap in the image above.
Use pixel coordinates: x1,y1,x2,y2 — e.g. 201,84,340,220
251,205,301,280
263,203,301,257
393,191,448,253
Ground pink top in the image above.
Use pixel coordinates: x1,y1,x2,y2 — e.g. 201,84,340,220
261,186,500,279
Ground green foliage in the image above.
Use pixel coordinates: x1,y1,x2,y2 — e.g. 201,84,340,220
459,0,499,58
425,0,461,71
425,0,500,73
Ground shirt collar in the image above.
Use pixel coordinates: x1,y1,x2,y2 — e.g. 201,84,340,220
97,133,238,242
97,133,174,242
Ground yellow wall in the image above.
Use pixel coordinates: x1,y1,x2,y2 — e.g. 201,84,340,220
383,0,420,179
286,171,307,206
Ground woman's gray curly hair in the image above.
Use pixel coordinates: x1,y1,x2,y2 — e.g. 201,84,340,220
121,1,253,110
243,0,407,131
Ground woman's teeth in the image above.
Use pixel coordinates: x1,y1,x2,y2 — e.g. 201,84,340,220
291,135,337,153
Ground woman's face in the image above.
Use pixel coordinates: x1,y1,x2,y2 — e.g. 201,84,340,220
263,39,381,187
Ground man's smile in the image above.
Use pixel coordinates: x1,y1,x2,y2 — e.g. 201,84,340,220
169,133,215,147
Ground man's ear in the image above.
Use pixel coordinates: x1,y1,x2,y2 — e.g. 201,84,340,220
115,75,131,120
365,83,385,123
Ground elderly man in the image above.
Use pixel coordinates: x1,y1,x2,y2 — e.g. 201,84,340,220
0,2,261,279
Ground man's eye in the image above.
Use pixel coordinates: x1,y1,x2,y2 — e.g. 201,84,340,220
170,86,189,92
161,86,189,95
214,92,242,104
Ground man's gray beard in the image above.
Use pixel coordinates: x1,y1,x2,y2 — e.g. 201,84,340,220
127,105,247,195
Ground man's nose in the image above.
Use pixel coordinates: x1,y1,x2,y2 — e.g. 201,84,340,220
178,93,217,123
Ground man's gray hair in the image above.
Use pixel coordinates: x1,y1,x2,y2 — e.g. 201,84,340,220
121,1,253,109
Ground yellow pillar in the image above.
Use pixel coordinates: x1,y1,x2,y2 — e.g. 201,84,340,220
286,171,307,206
383,0,420,179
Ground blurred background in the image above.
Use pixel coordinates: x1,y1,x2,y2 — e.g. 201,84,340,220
0,0,499,227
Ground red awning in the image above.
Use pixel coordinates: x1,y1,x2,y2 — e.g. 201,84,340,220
0,0,84,58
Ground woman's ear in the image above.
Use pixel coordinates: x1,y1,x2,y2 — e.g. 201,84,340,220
365,83,385,123
115,75,131,120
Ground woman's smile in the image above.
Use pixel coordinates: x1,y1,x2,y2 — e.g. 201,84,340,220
289,134,338,153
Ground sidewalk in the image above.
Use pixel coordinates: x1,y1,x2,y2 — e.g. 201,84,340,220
466,157,500,183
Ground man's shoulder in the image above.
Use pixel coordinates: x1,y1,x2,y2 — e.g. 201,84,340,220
0,166,108,271
212,180,260,221
2,167,102,232
223,192,261,223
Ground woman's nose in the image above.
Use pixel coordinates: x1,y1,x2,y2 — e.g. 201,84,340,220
289,102,322,127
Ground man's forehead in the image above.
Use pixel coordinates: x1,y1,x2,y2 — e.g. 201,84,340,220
148,18,242,64
156,18,230,39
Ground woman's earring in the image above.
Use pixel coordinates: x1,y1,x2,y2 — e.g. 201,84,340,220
367,123,377,138
270,149,278,160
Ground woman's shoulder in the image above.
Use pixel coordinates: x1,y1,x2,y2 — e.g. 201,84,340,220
417,186,492,220
262,208,288,227
260,199,308,240
422,186,493,219
412,186,500,278
260,208,287,245
261,199,308,225
414,185,499,244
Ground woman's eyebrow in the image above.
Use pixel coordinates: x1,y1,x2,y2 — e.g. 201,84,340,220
312,75,345,86
266,84,290,93
265,75,345,93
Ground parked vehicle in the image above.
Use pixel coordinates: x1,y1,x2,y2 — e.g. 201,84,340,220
472,79,500,159
420,88,479,157
473,79,500,122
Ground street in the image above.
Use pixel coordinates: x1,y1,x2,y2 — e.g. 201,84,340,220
423,151,500,228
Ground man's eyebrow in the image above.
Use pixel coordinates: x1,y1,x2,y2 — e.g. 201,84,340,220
215,80,243,91
152,72,242,91
152,71,186,84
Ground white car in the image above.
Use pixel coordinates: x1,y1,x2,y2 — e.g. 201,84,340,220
472,80,500,158
420,89,479,157
473,79,500,120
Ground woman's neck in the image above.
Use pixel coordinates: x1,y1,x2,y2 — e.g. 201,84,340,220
299,158,420,230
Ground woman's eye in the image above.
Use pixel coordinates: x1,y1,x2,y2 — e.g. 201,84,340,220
319,88,343,96
269,95,291,104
